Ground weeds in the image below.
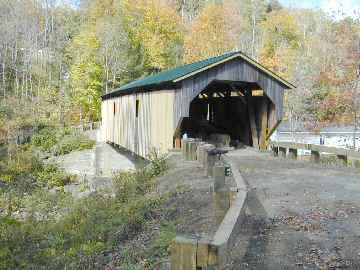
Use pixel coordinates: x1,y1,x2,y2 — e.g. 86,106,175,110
31,126,95,155
0,146,172,269
35,163,75,188
147,148,168,178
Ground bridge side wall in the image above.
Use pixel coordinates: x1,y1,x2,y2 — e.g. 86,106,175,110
173,58,286,127
101,90,175,158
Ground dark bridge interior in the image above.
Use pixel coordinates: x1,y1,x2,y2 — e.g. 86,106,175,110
179,80,274,148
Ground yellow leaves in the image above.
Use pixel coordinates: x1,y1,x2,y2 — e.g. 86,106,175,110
70,23,103,122
123,0,184,70
261,10,300,44
259,10,301,79
87,0,117,22
183,4,237,63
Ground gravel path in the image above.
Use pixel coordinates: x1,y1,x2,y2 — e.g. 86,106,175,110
226,148,360,270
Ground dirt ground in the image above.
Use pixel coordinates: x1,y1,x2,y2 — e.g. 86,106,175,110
106,151,236,269
226,148,360,270
106,148,360,269
157,151,235,238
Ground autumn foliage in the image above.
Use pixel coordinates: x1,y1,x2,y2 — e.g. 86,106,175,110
0,0,359,128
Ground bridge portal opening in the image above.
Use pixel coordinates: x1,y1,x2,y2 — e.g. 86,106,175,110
175,80,275,149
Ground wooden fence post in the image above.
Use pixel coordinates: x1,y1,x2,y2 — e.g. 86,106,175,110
278,147,287,158
288,148,298,159
171,237,197,270
311,150,320,163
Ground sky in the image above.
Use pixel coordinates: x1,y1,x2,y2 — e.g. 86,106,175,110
280,0,360,18
64,0,360,19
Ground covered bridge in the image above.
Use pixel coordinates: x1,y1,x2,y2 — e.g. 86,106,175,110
101,51,295,158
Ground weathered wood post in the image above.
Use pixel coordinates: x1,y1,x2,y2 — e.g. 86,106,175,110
259,98,269,150
196,142,206,162
201,144,215,169
181,138,187,158
213,165,226,191
272,146,279,157
187,141,195,161
205,150,217,177
311,150,320,163
171,237,197,270
352,159,360,168
184,139,194,161
175,138,181,149
337,154,348,166
213,187,230,225
213,165,229,224
190,141,199,161
288,148,298,160
278,147,287,158
170,236,213,270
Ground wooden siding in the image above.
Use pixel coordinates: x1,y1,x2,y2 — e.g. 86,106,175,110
102,56,287,156
102,90,175,158
174,58,285,126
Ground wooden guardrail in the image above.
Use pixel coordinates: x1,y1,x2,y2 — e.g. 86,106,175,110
171,139,250,270
270,141,360,168
73,121,100,132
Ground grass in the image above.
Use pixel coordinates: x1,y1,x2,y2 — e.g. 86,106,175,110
31,126,95,155
0,145,75,189
0,149,175,270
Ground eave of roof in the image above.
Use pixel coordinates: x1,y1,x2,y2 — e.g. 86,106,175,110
102,51,295,100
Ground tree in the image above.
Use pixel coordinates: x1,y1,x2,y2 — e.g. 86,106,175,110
183,3,237,63
168,0,206,23
123,0,184,74
96,13,130,92
260,10,301,78
243,0,267,58
266,0,282,13
70,27,103,122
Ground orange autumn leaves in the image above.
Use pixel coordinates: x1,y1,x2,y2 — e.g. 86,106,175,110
184,3,240,64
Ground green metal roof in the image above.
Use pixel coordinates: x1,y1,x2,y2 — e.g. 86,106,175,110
119,51,238,91
103,51,295,100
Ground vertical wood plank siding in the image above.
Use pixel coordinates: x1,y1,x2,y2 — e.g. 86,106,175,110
102,90,174,158
102,56,287,157
173,58,285,127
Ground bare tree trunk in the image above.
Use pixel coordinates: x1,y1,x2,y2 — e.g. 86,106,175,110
353,110,357,149
252,14,256,58
2,62,5,100
105,53,109,93
59,63,65,127
251,0,256,59
353,74,359,150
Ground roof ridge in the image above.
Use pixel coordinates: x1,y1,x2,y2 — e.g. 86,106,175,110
102,50,294,100
113,51,240,92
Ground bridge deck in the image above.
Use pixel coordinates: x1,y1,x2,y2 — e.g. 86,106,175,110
226,148,360,269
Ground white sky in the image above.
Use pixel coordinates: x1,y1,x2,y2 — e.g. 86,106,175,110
280,0,360,18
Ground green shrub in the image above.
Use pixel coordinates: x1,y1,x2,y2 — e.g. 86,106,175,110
0,148,170,269
0,145,42,183
35,163,75,188
113,170,154,202
52,135,95,156
147,148,168,178
0,145,74,189
31,126,95,156
31,127,58,152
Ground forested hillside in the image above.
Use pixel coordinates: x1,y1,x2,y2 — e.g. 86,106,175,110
0,0,359,134
0,1,360,269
